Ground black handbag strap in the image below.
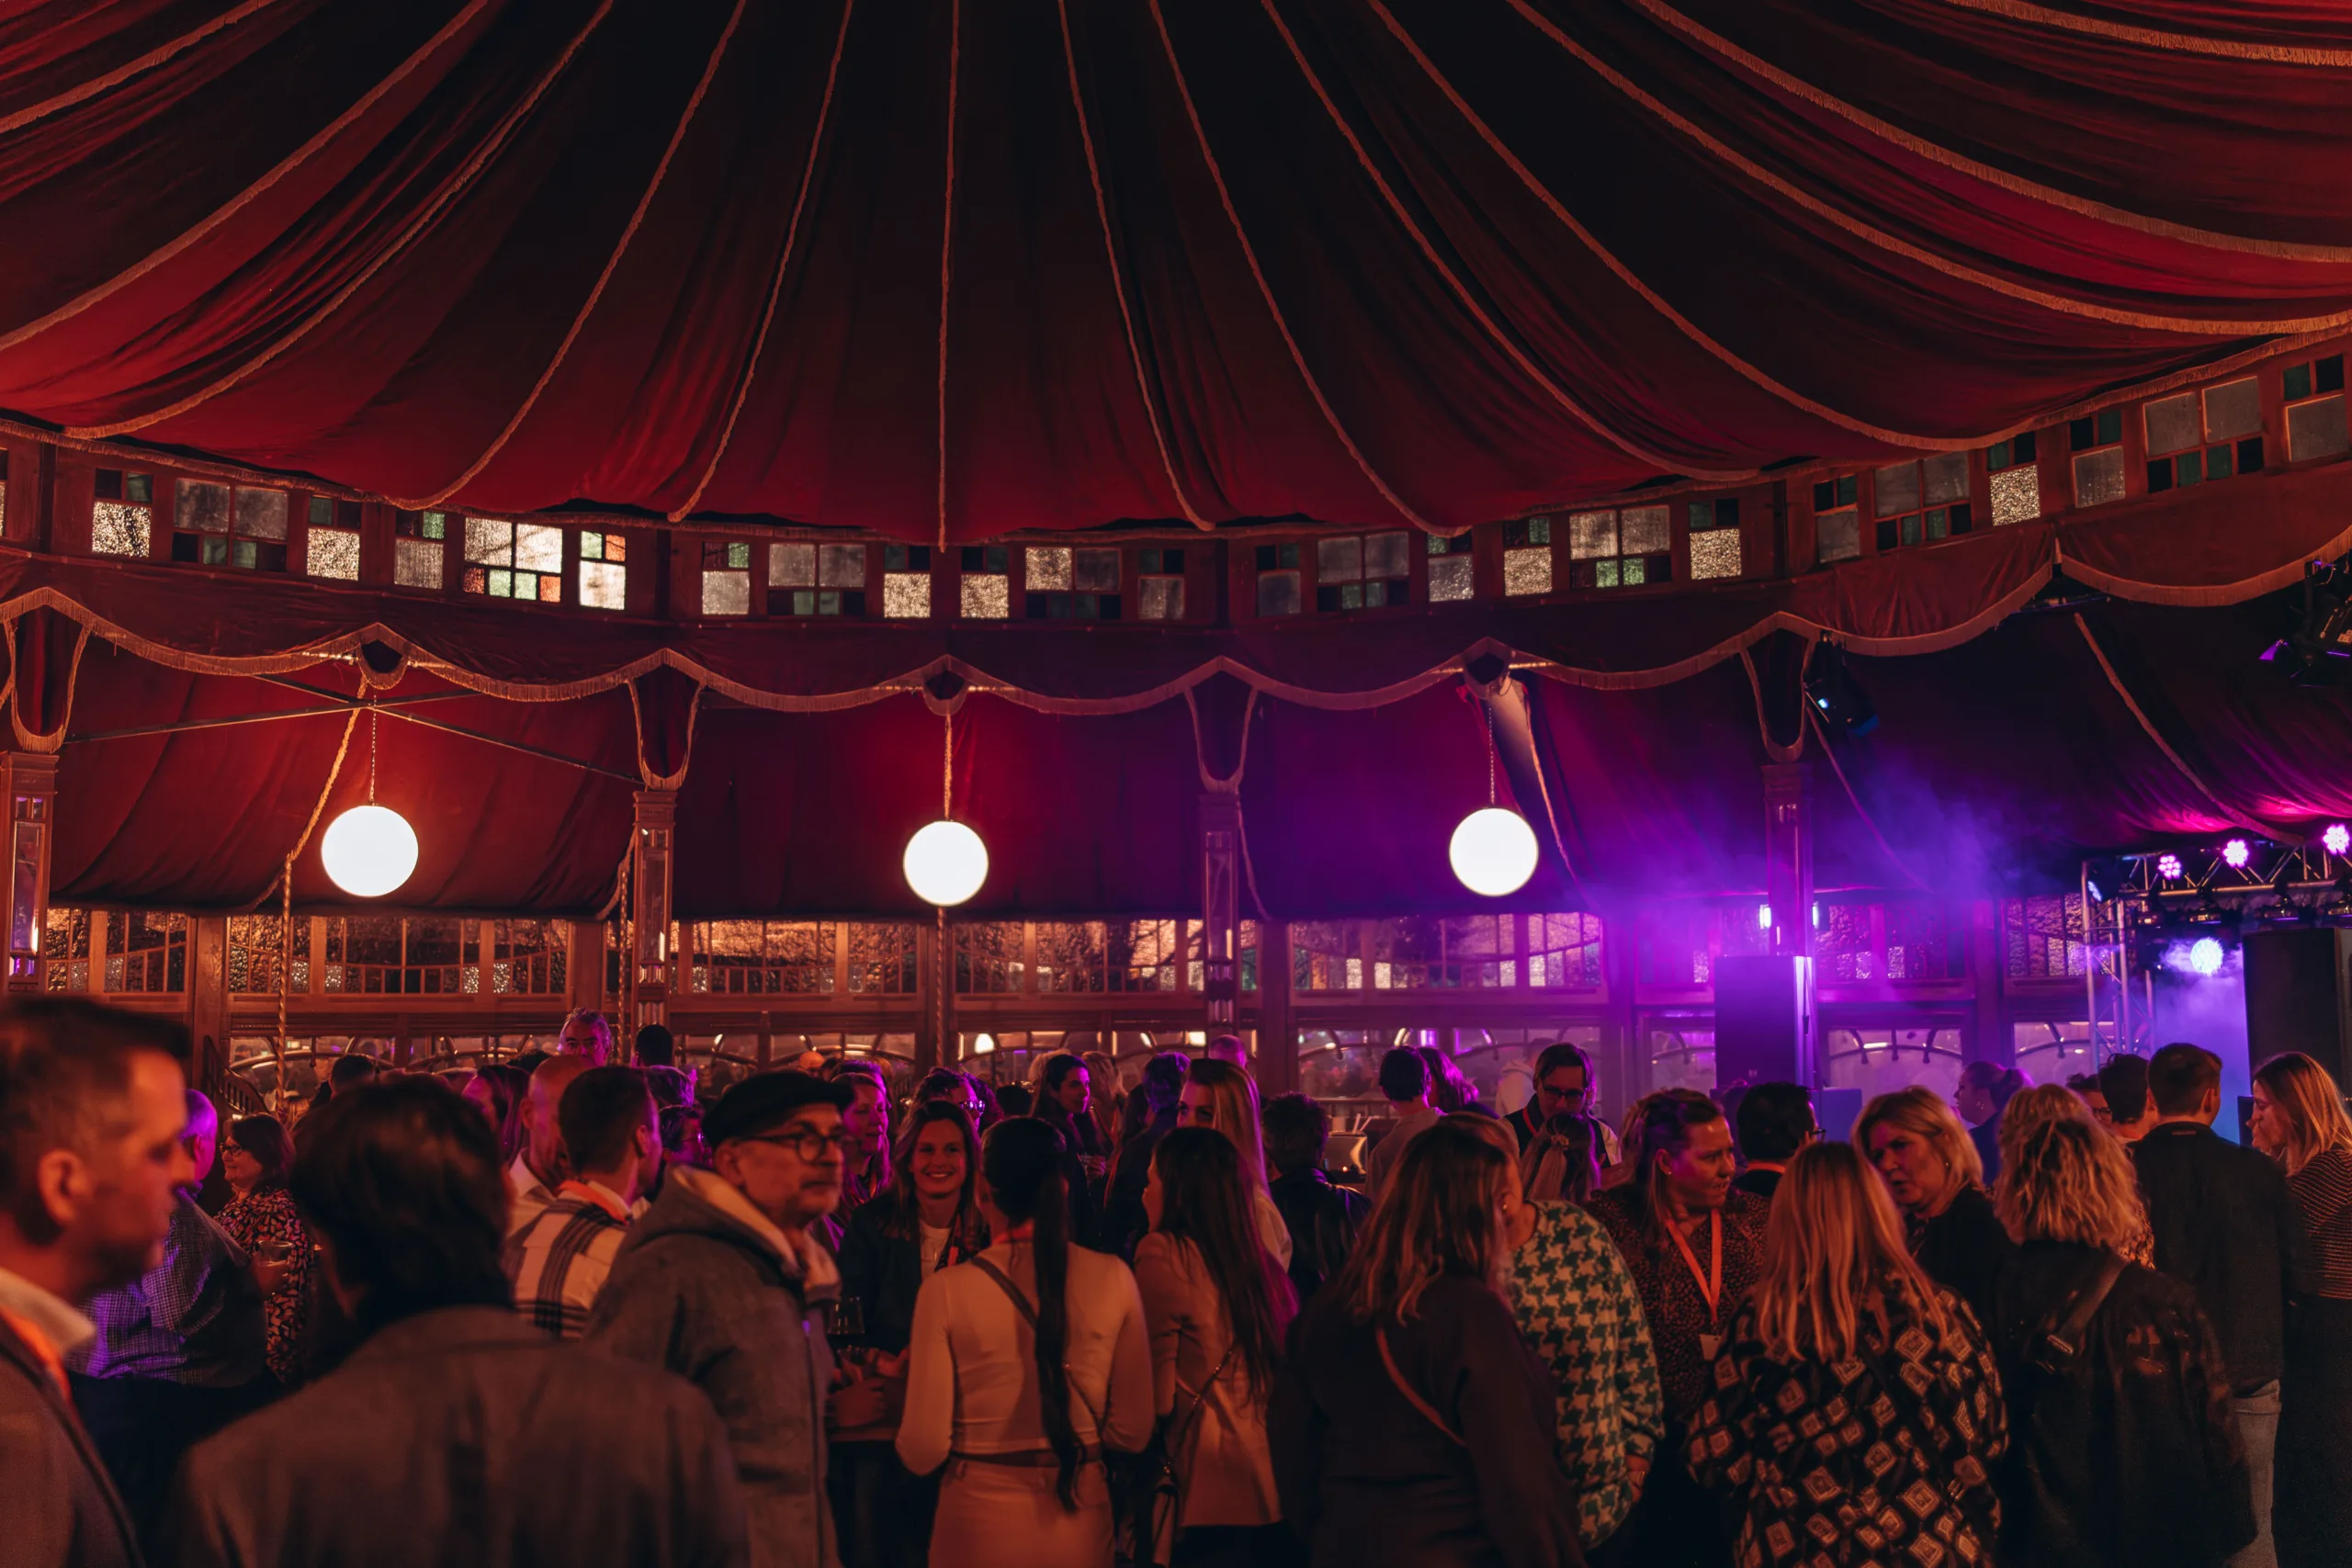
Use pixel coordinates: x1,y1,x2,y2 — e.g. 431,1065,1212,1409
971,1253,1110,1435
2039,1253,2128,1364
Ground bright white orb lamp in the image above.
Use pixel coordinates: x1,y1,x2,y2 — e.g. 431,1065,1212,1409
904,818,989,907
320,804,419,898
1449,807,1538,897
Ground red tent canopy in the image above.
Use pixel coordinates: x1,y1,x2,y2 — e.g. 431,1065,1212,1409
4,0,2351,537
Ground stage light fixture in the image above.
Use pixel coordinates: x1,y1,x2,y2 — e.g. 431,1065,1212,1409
320,704,416,898
1756,902,1773,931
2222,838,2253,869
2188,936,2226,976
2326,824,2351,857
1803,640,1878,736
2156,853,2183,880
1450,807,1538,897
971,1032,997,1055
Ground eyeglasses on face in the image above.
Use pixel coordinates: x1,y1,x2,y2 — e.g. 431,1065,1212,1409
738,1127,851,1161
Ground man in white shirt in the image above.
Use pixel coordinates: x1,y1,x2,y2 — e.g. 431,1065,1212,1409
1363,1047,1441,1202
507,1054,591,1235
505,1068,660,1338
0,999,194,1568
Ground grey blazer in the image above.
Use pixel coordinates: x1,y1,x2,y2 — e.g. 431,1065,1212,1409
0,1315,141,1568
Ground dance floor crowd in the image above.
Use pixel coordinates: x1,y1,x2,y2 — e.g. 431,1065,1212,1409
3,1000,2347,1568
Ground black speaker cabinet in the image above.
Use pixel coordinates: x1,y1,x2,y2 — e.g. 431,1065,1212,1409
1713,953,1815,1089
2243,928,2351,1081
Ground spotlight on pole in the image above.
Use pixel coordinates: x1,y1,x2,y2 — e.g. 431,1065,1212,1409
1450,807,1538,898
1803,640,1878,736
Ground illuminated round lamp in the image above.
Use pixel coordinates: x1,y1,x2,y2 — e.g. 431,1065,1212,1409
2188,936,2226,976
903,819,989,907
2325,823,2351,857
971,1033,997,1055
2155,852,2184,881
2222,838,2253,869
319,805,419,898
1449,807,1538,898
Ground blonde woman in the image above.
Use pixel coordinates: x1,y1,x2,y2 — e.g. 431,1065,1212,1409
1175,1059,1292,1269
1996,1084,2154,1267
1268,1122,1579,1568
2253,1052,2352,1567
1688,1142,2006,1566
1990,1118,2252,1568
1856,1085,2012,1330
1451,1112,1660,1552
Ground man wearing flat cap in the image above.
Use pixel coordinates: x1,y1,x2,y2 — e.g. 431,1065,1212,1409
589,1070,854,1568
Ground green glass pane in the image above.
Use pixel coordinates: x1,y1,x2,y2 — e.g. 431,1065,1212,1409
1279,543,1300,569
2206,444,2233,480
1528,517,1551,546
1900,514,1923,547
2177,450,2204,486
581,531,604,559
2096,409,2122,446
2286,363,2314,401
489,568,513,597
1987,439,2012,473
1339,583,1363,611
309,496,333,526
126,474,153,504
1596,558,1621,589
1140,548,1161,574
200,536,228,566
232,540,258,570
1926,508,1948,541
1622,557,1646,585
817,591,841,615
727,541,752,570
423,511,447,540
792,590,815,615
1836,476,1858,506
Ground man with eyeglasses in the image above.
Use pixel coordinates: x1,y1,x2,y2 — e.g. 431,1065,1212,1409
590,1069,854,1568
1506,1043,1621,1166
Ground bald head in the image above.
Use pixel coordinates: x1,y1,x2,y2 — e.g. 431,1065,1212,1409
183,1089,218,1188
524,1055,593,1181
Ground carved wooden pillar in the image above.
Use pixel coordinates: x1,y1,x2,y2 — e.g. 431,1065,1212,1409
188,916,231,1094
1255,922,1297,1094
630,790,676,1029
1201,793,1241,1032
2,752,58,993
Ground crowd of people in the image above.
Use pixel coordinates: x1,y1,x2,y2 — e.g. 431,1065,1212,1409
6,1000,2352,1568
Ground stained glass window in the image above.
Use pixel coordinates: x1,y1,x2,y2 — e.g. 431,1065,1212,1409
171,481,288,571
2146,376,2266,494
228,914,290,995
1503,516,1554,595
578,531,627,610
1034,921,1107,992
847,922,919,993
1985,434,2041,525
1255,543,1303,616
1024,547,1119,620
492,919,569,995
91,470,153,558
2068,408,2127,508
883,544,931,619
955,922,1025,993
322,917,475,994
701,540,752,615
1564,506,1667,589
959,546,1009,619
1428,534,1476,602
2003,895,2089,979
1109,919,1182,991
1686,497,1742,581
686,920,833,994
394,509,447,589
462,518,562,602
301,495,362,581
107,911,187,993
1868,454,1972,552
770,541,865,615
44,907,89,993
1310,532,1409,611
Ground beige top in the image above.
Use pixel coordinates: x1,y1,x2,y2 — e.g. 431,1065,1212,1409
1363,1105,1442,1203
897,1239,1153,1476
1131,1234,1281,1529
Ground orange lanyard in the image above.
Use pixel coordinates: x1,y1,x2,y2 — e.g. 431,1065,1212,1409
1668,1211,1724,1326
0,1306,69,1402
559,1180,630,1223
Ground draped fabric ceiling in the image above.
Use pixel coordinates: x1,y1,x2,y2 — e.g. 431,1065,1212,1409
5,0,2352,918
4,0,2352,537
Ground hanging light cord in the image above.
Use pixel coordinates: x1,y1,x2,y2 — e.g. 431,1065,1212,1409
368,702,379,805
942,709,954,819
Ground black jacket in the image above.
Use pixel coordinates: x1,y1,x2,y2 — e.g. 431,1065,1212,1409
2132,1122,2301,1389
1990,1241,2254,1568
1102,1100,1177,1260
1268,1169,1370,1301
832,1195,978,1356
1271,1276,1585,1568
1909,1182,2013,1338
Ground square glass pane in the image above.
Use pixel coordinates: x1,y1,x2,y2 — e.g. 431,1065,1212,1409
1315,535,1363,583
580,559,627,609
175,481,232,535
308,495,333,527
537,572,560,604
2072,448,2127,507
233,487,288,539
1596,558,1621,588
305,529,360,581
1689,528,1741,580
1025,546,1072,592
92,502,151,558
1922,452,1969,506
1503,546,1553,595
1816,507,1861,563
1363,530,1409,580
817,543,866,589
1428,554,1476,602
2143,392,2200,457
1989,466,2040,525
2289,394,2349,462
1872,461,1919,517
2203,377,2261,442
579,530,605,561
960,573,1009,618
1256,570,1302,617
486,567,513,597
769,542,815,587
514,523,562,574
1567,510,1616,559
463,516,513,565
1072,547,1119,592
1138,575,1185,620
701,570,751,616
394,536,441,588
883,572,930,618
1620,504,1669,555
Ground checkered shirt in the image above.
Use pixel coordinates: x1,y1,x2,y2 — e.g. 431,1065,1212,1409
504,1193,630,1340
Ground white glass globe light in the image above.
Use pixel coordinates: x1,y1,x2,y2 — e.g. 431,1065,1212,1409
904,819,989,907
1449,807,1538,897
320,805,420,898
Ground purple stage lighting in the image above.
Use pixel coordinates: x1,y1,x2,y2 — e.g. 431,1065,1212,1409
2188,937,2225,976
2156,852,2183,880
2222,838,2252,869
2326,824,2351,857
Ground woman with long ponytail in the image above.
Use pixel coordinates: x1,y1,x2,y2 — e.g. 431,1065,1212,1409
898,1117,1153,1567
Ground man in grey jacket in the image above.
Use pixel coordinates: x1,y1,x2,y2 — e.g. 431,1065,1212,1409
172,1077,748,1568
589,1070,854,1568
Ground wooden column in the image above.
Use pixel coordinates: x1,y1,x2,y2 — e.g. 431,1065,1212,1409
1,752,58,994
629,790,676,1029
1254,921,1297,1093
1201,794,1242,1033
567,918,606,1017
188,915,231,1095
914,913,954,1075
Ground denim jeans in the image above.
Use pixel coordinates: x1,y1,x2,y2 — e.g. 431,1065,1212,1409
2230,1380,2282,1568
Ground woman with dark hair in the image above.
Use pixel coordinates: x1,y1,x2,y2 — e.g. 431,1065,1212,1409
1136,1127,1298,1566
1035,1051,1108,1244
1106,1051,1190,1258
462,1062,530,1166
218,1112,312,1386
1688,1141,2006,1566
834,1102,990,1567
898,1117,1153,1568
1271,1122,1583,1568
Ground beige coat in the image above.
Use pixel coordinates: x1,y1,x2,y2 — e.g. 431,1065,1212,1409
1132,1234,1282,1530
